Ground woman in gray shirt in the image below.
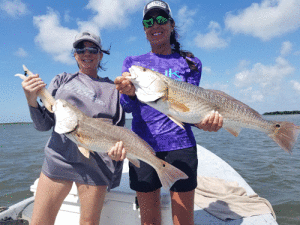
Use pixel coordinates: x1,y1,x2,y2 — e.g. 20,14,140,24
21,31,125,224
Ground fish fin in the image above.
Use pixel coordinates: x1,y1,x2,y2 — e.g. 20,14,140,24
167,115,185,130
15,74,27,80
127,155,140,168
78,146,91,158
224,127,241,137
156,159,188,190
168,98,190,113
268,122,300,154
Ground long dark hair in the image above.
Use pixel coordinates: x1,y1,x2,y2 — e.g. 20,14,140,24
169,19,199,72
73,41,111,71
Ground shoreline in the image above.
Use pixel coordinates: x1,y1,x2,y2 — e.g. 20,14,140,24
1,111,300,125
263,111,300,115
1,122,32,125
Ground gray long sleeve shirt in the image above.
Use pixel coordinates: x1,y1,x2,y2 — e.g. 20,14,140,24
29,72,125,189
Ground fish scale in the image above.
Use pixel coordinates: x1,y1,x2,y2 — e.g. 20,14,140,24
152,73,275,130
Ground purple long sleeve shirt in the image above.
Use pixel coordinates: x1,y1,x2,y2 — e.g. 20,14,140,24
121,52,202,152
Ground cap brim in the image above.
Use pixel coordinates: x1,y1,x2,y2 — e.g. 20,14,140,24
73,37,101,49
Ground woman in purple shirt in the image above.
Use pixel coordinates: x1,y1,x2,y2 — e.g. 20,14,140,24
115,1,223,224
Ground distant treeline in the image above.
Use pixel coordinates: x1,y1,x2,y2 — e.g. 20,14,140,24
263,111,300,115
1,122,32,125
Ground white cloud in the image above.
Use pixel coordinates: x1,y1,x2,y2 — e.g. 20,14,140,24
235,56,295,87
64,10,71,23
240,87,264,102
14,47,28,57
176,5,196,34
202,67,211,74
280,41,292,56
194,21,229,49
78,0,144,31
225,0,300,41
0,0,28,17
234,56,295,101
237,60,251,71
33,8,78,65
128,36,137,42
33,0,145,64
291,80,300,93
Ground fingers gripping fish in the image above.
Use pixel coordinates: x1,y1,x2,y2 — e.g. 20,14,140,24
15,65,55,113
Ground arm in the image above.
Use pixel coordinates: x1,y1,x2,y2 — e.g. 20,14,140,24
115,73,139,114
24,74,64,131
115,58,139,113
22,74,54,131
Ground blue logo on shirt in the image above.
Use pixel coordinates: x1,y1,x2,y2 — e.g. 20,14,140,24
152,68,180,79
166,69,180,79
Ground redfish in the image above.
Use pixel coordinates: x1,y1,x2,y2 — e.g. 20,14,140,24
127,65,300,153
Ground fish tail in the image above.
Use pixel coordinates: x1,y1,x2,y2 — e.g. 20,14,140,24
156,159,188,190
268,121,300,153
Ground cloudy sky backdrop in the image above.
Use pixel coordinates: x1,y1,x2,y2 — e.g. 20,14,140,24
1,0,299,123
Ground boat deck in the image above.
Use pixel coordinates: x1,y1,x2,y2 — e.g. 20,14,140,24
0,145,277,224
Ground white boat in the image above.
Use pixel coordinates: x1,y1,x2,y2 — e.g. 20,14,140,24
0,144,278,224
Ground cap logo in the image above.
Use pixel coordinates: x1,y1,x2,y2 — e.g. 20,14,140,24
147,1,167,10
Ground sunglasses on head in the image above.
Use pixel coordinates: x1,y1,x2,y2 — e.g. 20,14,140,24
75,47,100,54
142,15,169,28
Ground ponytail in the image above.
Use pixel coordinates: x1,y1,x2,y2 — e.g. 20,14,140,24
170,21,199,72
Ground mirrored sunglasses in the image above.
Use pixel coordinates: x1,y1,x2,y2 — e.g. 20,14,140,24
75,47,100,54
142,15,169,28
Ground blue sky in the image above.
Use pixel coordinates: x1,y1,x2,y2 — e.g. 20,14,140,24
1,0,299,123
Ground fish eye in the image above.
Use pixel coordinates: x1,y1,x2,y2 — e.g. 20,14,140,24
276,124,280,128
143,68,146,72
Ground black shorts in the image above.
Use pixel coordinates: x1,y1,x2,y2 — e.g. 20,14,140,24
129,146,198,193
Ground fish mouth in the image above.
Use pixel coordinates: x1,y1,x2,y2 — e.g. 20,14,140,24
128,67,137,79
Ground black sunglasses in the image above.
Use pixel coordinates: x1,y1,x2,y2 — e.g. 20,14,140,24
142,15,169,28
75,47,101,54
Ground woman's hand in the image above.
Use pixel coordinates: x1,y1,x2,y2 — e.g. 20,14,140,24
21,74,46,108
195,111,223,132
107,141,126,161
114,72,136,97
